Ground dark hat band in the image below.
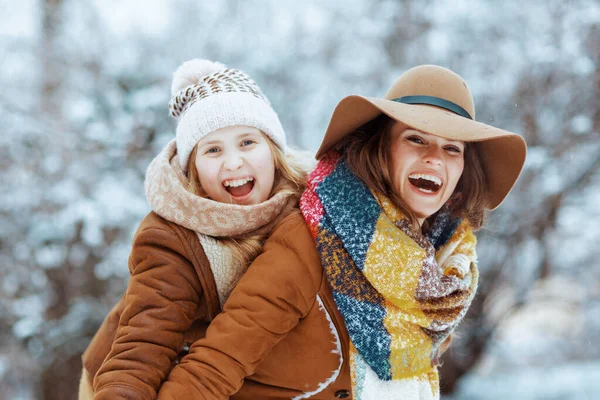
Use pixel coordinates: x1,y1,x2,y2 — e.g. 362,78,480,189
392,95,473,120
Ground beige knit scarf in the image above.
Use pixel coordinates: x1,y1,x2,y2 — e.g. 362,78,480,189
145,139,296,238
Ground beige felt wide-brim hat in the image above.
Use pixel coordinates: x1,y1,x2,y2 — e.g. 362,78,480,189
316,65,527,210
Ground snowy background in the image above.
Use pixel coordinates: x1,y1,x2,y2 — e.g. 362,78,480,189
1,0,599,399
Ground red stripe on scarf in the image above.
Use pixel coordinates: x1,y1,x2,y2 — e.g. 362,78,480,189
300,152,341,239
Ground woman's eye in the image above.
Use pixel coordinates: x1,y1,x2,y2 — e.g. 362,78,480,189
445,146,462,154
241,139,256,147
205,147,220,154
407,136,425,144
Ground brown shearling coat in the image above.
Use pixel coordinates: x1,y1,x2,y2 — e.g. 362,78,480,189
82,211,352,400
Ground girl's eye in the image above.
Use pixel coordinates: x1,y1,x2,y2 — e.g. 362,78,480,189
407,136,425,144
241,139,256,147
205,147,220,154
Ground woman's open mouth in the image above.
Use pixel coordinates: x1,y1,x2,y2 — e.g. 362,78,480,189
223,177,255,198
408,173,442,194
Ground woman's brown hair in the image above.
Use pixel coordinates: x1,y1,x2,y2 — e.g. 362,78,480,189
343,115,487,231
186,134,307,265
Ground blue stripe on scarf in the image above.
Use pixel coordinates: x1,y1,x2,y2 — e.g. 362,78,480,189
315,161,381,272
433,218,461,249
426,205,462,250
333,292,392,380
315,159,393,380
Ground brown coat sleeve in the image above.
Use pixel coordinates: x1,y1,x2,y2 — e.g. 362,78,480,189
93,215,203,400
157,212,323,400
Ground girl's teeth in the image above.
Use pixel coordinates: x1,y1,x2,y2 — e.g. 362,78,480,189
418,188,434,194
224,177,253,187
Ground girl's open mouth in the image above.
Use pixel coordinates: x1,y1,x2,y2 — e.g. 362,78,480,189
223,177,255,198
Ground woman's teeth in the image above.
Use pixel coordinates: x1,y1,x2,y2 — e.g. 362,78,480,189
408,173,441,186
224,177,254,188
408,173,442,193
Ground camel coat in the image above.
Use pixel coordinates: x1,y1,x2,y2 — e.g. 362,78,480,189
81,211,352,399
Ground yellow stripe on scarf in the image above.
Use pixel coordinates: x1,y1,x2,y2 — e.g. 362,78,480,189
364,214,435,379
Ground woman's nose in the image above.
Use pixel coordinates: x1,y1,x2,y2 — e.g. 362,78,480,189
422,146,444,166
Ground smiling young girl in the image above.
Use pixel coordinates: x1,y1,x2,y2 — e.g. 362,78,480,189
152,65,526,400
78,59,307,400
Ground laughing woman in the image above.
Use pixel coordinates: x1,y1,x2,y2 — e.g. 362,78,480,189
157,65,527,399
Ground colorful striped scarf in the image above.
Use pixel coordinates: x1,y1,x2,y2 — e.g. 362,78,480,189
300,151,479,399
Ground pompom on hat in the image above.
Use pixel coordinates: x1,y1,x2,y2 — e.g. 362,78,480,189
317,65,527,210
169,59,286,170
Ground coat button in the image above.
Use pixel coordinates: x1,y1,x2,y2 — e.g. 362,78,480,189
335,390,350,398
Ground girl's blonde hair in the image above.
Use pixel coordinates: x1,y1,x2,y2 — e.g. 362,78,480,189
186,133,307,265
343,115,487,231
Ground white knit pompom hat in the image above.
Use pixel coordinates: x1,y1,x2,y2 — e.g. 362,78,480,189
169,59,287,170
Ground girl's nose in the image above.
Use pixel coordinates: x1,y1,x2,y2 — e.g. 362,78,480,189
223,152,244,171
